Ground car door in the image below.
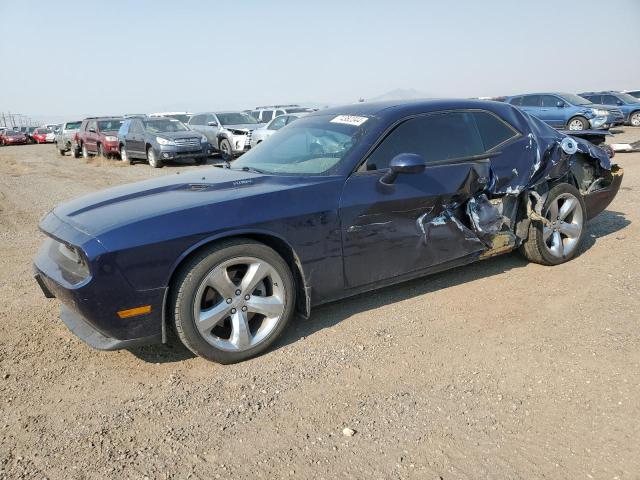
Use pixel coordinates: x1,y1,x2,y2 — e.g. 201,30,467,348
86,120,98,152
339,111,491,288
519,95,543,120
540,95,565,127
127,119,145,157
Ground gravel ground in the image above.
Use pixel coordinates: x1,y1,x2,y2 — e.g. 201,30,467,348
1,131,639,480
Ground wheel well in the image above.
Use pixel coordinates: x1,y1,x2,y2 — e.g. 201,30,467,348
164,234,309,334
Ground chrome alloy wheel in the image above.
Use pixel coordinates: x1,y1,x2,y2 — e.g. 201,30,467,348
630,112,640,127
568,118,585,130
543,193,583,258
193,257,286,352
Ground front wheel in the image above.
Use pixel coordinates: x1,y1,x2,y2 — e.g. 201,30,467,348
58,147,66,156
520,183,586,266
219,138,232,159
120,145,131,164
170,239,296,363
81,143,90,158
567,116,589,131
630,111,640,127
147,146,163,168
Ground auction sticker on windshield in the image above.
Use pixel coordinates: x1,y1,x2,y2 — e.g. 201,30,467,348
330,115,368,126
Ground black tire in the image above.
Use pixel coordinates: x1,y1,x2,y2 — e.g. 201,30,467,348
520,183,586,266
629,111,640,127
219,138,232,159
97,143,104,157
120,144,131,164
147,146,163,168
170,239,296,364
567,116,589,131
71,144,80,158
81,143,90,158
58,148,66,156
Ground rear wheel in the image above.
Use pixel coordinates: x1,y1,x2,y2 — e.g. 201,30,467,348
71,143,80,158
520,183,586,266
171,239,295,363
147,146,162,168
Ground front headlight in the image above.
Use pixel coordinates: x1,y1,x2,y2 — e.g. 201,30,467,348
201,135,208,142
590,108,609,117
156,137,175,146
105,135,118,142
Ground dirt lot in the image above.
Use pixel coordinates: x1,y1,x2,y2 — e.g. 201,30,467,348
1,131,639,480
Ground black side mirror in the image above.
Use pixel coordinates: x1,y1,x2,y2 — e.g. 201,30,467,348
380,153,426,185
617,100,623,106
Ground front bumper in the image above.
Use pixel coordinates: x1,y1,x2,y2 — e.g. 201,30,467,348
103,141,120,154
34,213,165,350
157,143,208,161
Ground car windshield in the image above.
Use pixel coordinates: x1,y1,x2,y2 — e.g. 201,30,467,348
232,114,370,175
65,121,81,129
617,92,639,104
98,119,123,131
144,119,189,133
7,131,22,136
216,112,259,126
559,94,592,105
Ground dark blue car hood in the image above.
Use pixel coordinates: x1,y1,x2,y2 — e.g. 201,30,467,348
53,168,336,238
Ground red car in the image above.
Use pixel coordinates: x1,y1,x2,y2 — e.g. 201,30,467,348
0,130,28,145
77,117,124,158
32,127,56,144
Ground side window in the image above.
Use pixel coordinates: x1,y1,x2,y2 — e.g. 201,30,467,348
249,111,260,120
207,114,218,125
364,112,484,171
584,95,600,104
541,95,560,107
285,115,298,125
190,115,204,125
262,110,273,122
471,111,519,151
131,120,142,134
602,95,619,105
119,120,130,135
275,110,285,117
510,97,523,106
521,95,541,107
88,120,97,131
269,116,287,130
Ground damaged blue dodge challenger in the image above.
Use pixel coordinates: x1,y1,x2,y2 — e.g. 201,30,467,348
34,100,623,363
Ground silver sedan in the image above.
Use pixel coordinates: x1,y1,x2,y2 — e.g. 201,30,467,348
249,113,308,148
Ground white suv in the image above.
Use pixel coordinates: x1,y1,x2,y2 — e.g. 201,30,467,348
247,105,316,124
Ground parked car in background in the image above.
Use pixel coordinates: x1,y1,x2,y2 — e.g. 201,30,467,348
32,127,56,144
249,113,308,148
56,120,82,156
624,90,640,100
579,91,640,127
247,105,316,124
118,116,209,168
77,117,124,158
0,130,28,145
506,93,622,130
34,99,622,363
149,112,193,123
188,111,260,158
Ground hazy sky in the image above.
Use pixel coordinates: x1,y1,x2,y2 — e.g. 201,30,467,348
1,0,639,121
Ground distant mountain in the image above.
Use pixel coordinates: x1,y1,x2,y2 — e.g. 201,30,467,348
361,88,431,103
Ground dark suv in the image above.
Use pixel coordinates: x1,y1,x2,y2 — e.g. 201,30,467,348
77,117,124,158
579,91,640,127
118,116,209,168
